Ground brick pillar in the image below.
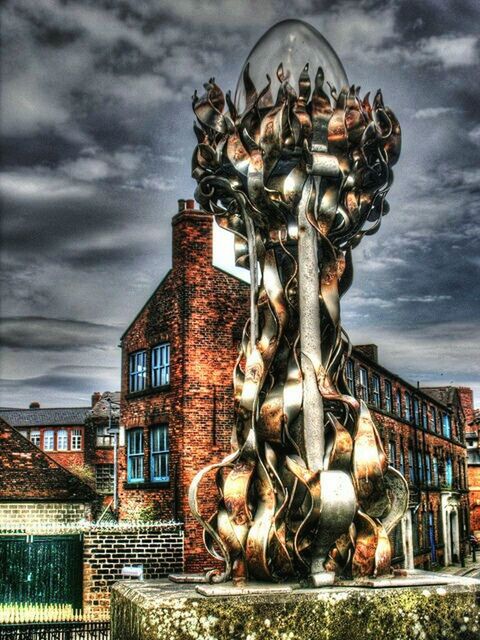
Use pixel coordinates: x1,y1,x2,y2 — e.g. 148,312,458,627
172,201,249,572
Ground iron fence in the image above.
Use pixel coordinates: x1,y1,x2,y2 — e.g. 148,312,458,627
0,621,110,640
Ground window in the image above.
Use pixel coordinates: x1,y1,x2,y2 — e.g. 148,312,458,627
433,455,439,485
44,430,54,451
442,413,451,439
426,454,432,484
359,367,369,402
430,407,437,432
30,431,40,446
388,441,396,467
96,425,113,447
345,359,355,394
445,456,453,486
417,451,424,483
422,402,428,430
129,350,147,393
152,343,170,388
413,397,420,426
127,429,144,482
71,429,82,451
372,375,380,407
384,380,392,412
150,425,169,482
400,448,406,477
395,389,402,417
96,464,114,494
57,429,68,451
408,447,415,483
404,393,411,422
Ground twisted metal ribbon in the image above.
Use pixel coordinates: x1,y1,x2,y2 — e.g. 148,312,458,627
188,62,408,584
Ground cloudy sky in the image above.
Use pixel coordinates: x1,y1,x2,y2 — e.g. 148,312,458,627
1,0,479,408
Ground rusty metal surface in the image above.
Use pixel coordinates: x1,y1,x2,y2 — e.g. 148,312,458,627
188,24,407,585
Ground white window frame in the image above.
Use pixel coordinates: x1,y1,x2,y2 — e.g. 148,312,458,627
71,428,82,451
359,367,369,402
57,429,68,451
30,430,41,447
44,430,54,451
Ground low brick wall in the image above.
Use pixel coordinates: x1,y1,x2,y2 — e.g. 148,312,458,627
0,502,90,527
83,523,184,616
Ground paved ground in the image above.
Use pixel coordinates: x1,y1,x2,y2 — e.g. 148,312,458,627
434,554,480,579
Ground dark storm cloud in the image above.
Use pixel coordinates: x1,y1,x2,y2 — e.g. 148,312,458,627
0,317,120,351
1,0,479,406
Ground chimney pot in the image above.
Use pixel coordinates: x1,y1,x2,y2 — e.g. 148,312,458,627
29,402,40,409
177,199,186,212
91,391,102,407
186,198,195,210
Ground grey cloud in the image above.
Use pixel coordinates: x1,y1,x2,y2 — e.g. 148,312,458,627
0,317,120,351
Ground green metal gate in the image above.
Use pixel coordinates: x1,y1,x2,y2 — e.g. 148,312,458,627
0,535,83,608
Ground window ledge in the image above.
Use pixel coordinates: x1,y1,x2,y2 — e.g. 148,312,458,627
123,480,170,491
126,385,171,400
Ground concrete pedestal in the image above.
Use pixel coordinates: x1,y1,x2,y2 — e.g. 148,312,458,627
111,573,480,640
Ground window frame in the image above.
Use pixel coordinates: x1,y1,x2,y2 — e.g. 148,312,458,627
405,393,412,422
44,430,54,451
71,428,82,451
371,374,381,407
57,429,68,451
384,380,392,413
421,402,428,430
345,359,355,395
413,397,420,426
129,349,147,393
151,343,170,388
30,430,41,447
150,424,170,483
359,367,369,403
388,440,396,467
395,388,402,417
127,428,144,483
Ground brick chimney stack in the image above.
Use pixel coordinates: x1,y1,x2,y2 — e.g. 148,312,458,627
91,391,102,407
172,197,212,271
29,402,40,409
457,387,475,425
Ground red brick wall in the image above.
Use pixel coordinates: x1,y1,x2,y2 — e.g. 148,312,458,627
468,465,480,533
119,204,249,571
458,387,475,425
83,523,183,615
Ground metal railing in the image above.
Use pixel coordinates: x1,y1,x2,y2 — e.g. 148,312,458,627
0,621,110,640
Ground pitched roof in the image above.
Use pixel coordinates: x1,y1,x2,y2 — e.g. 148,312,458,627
0,418,96,501
0,407,90,428
87,391,121,420
421,386,456,406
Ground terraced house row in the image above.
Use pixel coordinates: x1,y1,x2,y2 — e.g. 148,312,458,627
118,199,472,572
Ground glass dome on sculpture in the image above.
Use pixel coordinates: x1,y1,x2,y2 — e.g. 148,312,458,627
234,19,349,113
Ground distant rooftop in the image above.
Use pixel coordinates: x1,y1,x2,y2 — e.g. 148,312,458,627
0,407,91,428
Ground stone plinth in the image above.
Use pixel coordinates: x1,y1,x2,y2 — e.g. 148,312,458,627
111,574,480,640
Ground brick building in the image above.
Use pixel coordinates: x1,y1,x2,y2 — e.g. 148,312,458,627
118,199,249,570
465,389,480,534
118,197,472,571
348,347,470,568
0,417,96,527
0,391,118,499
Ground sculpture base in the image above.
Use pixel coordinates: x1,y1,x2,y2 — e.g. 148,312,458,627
111,573,480,640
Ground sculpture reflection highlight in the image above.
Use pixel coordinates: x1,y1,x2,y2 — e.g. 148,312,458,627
189,19,407,586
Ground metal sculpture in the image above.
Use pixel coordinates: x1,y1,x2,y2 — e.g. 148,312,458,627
188,20,408,586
